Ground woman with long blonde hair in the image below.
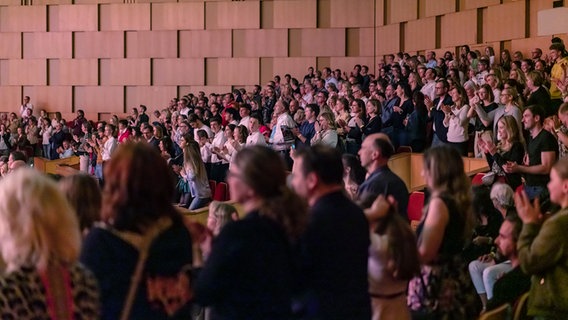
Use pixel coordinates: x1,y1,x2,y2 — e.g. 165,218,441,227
181,140,212,210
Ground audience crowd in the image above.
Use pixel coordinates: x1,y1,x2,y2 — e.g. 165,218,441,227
0,39,567,319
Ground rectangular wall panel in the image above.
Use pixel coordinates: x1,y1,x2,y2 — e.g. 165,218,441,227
0,33,21,59
423,0,455,18
460,0,500,10
51,59,98,86
2,59,47,86
289,28,346,57
152,2,204,30
206,58,259,86
260,57,316,84
23,32,72,59
0,87,22,114
375,24,400,55
74,86,124,113
179,86,232,97
100,59,150,86
440,10,477,48
387,0,417,24
404,17,436,52
529,0,555,37
272,0,316,29
205,1,260,30
0,6,47,32
23,86,72,114
233,29,287,58
329,57,374,78
126,31,177,58
484,1,526,42
74,31,124,59
330,0,374,28
153,58,204,86
346,28,375,57
125,86,177,111
375,0,385,26
179,30,232,58
511,36,559,60
49,4,97,32
100,4,150,31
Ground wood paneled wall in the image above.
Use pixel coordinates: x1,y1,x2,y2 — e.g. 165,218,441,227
0,0,565,120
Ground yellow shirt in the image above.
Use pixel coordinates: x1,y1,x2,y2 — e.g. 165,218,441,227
550,57,568,100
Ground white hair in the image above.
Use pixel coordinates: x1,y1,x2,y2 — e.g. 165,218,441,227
0,169,80,272
490,182,514,209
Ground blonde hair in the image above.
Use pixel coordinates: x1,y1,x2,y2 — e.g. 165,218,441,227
208,201,238,235
0,169,80,272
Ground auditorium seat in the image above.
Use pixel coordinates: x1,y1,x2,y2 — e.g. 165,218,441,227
407,191,425,230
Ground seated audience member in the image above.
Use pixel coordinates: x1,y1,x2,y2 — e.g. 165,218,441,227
206,201,238,237
485,214,531,311
59,173,102,236
80,143,194,320
515,156,568,319
310,112,338,148
0,169,99,319
342,153,366,201
195,146,307,319
58,139,75,159
364,194,420,320
246,114,267,146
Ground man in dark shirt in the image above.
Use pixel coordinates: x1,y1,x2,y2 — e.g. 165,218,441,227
358,133,409,219
505,105,557,200
293,104,318,149
486,215,531,311
426,79,453,147
290,145,371,320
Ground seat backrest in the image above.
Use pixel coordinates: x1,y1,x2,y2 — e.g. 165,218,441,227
513,292,529,320
209,180,217,199
213,182,228,201
479,303,511,320
471,172,485,186
407,191,425,222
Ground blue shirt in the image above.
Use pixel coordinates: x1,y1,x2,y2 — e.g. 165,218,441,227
358,165,409,220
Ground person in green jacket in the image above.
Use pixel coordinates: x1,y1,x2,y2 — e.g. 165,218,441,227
515,156,568,320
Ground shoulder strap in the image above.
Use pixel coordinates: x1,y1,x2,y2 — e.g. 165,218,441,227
115,217,173,320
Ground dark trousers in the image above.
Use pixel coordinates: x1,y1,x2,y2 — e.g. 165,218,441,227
210,162,229,183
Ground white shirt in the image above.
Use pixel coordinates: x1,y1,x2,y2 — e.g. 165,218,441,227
211,130,227,164
269,112,296,151
246,131,267,146
239,116,251,128
445,105,470,143
102,136,117,161
200,142,212,163
421,81,436,101
193,124,214,141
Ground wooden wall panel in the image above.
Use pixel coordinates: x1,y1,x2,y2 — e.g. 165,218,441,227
271,0,316,29
49,4,97,32
260,57,316,84
100,4,150,31
289,28,346,57
330,0,374,28
125,86,176,111
440,10,477,48
375,0,385,26
126,31,177,58
0,87,22,114
179,86,232,97
346,28,375,57
0,33,21,59
484,1,526,42
404,17,436,52
530,0,556,37
34,0,72,4
205,1,260,30
206,58,259,86
179,30,231,58
387,0,416,24
74,86,124,113
23,86,72,113
23,32,72,59
460,0,500,10
0,6,47,32
74,0,122,3
423,0,455,18
75,31,124,59
2,60,47,86
100,59,150,86
233,29,287,58
153,58,204,86
511,36,560,60
51,59,98,86
152,3,204,30
375,24,400,55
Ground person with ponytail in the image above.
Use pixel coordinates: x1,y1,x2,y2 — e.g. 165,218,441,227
194,145,307,319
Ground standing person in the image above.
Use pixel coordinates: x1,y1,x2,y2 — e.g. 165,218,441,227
290,145,371,319
426,79,453,147
269,100,296,169
407,145,479,319
469,84,499,158
209,116,228,183
0,169,99,319
80,143,195,320
514,156,568,319
401,91,428,152
180,141,212,210
358,133,409,219
40,117,52,158
443,86,471,156
549,42,568,115
195,146,307,319
505,105,557,200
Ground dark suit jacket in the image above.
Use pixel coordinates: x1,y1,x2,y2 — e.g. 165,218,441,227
430,94,453,142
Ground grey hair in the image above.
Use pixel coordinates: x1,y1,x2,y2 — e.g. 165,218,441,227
490,183,514,209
